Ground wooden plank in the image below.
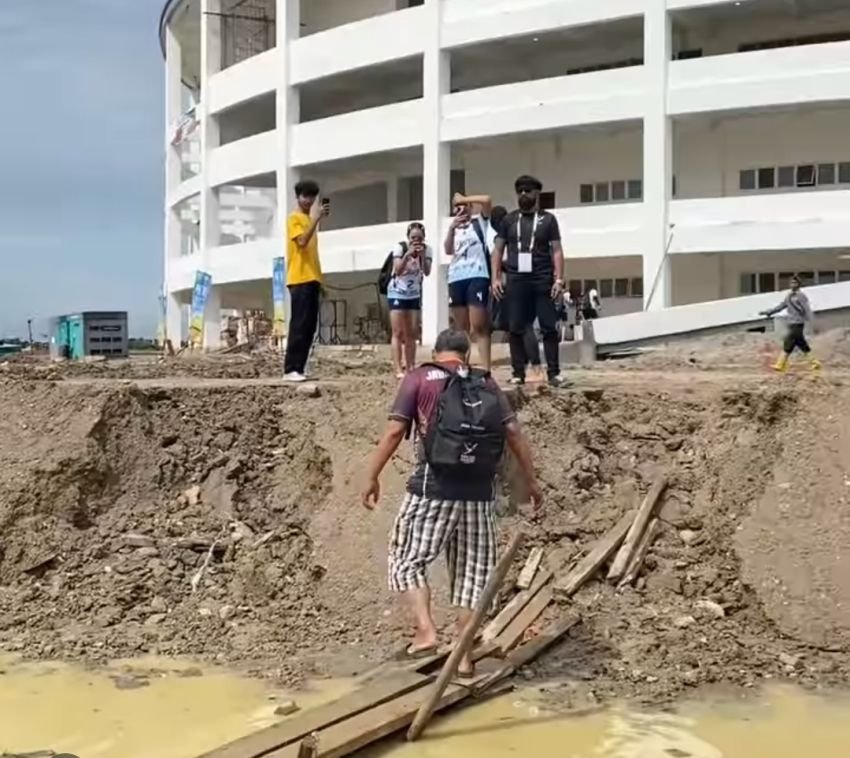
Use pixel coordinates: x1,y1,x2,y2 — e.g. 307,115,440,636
407,532,524,741
617,518,660,589
516,547,544,590
267,671,494,758
411,639,499,674
554,510,636,597
494,585,554,656
197,670,432,758
474,614,581,695
608,477,668,582
482,568,553,642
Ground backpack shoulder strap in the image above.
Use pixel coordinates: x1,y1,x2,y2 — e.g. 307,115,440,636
470,217,487,249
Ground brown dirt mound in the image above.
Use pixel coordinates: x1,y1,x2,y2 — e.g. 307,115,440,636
1,371,850,703
0,348,391,382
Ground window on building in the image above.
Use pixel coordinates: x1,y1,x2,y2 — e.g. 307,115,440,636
539,191,556,210
627,179,643,199
778,271,794,289
600,279,614,298
595,183,610,203
758,272,776,292
740,273,756,295
818,271,837,284
796,165,816,187
611,181,626,201
777,166,795,187
674,48,703,60
739,169,756,190
839,271,850,282
798,270,815,286
631,277,644,298
583,280,598,296
758,167,775,189
840,162,850,184
579,184,594,204
739,31,850,53
819,163,836,185
614,278,629,297
568,279,582,297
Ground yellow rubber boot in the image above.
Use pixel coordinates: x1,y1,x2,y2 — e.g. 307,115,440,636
772,355,789,373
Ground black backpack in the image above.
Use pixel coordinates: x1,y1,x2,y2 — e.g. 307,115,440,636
423,365,506,479
378,242,407,295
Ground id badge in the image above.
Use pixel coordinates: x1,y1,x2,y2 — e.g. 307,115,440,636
518,252,533,274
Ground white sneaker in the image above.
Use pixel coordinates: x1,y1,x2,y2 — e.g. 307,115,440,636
283,372,307,383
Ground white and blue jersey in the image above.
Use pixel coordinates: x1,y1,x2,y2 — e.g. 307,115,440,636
447,216,490,284
387,243,432,300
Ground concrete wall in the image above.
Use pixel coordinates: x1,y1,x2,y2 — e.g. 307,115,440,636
675,108,850,199
672,249,850,305
321,182,388,231
299,0,398,36
456,128,644,208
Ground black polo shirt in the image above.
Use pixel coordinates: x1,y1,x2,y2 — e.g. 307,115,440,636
497,210,561,277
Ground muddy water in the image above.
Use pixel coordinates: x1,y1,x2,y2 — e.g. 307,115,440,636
2,656,850,758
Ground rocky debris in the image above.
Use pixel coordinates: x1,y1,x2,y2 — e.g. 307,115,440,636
694,599,726,620
2,367,850,707
274,700,300,717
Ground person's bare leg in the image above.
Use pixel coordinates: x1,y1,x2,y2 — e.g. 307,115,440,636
452,306,470,335
390,311,404,377
403,585,438,651
455,608,475,674
403,312,417,372
469,306,491,371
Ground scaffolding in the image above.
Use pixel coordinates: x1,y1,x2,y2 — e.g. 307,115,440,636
216,0,275,70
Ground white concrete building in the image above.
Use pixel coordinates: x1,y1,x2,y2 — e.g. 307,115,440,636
160,0,850,348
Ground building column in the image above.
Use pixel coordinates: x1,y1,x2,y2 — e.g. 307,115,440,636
642,0,673,311
203,285,222,349
166,294,184,348
163,26,183,346
276,0,301,336
421,0,450,346
386,176,399,223
200,0,222,344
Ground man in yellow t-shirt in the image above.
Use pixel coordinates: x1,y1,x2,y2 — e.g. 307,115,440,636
284,179,327,382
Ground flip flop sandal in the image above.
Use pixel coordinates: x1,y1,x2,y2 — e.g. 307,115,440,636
392,643,438,662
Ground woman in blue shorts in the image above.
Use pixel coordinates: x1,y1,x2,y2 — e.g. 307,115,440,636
444,192,493,370
387,222,433,378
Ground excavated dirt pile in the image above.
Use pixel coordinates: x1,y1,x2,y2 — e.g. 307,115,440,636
1,364,849,703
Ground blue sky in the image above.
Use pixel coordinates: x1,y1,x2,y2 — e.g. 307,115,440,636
0,0,164,338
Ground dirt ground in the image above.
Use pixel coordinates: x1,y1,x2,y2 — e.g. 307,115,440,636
1,330,850,707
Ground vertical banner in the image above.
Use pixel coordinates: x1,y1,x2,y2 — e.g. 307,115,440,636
189,271,212,347
272,257,286,338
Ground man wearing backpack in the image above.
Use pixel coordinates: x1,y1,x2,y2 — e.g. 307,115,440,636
361,329,543,678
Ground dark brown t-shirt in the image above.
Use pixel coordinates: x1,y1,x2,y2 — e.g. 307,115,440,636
389,360,515,501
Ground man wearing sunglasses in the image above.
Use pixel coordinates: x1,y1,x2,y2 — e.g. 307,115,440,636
492,175,568,387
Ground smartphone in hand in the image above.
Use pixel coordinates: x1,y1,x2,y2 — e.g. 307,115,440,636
321,197,331,216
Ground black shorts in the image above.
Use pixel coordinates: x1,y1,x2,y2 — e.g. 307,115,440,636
387,297,421,311
448,278,490,309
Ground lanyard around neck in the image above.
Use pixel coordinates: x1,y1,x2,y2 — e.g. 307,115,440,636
517,213,540,253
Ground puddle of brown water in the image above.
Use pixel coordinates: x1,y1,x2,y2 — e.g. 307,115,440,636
2,655,850,758
0,655,353,758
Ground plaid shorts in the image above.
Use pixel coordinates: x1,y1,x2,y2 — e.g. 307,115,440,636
388,493,497,609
